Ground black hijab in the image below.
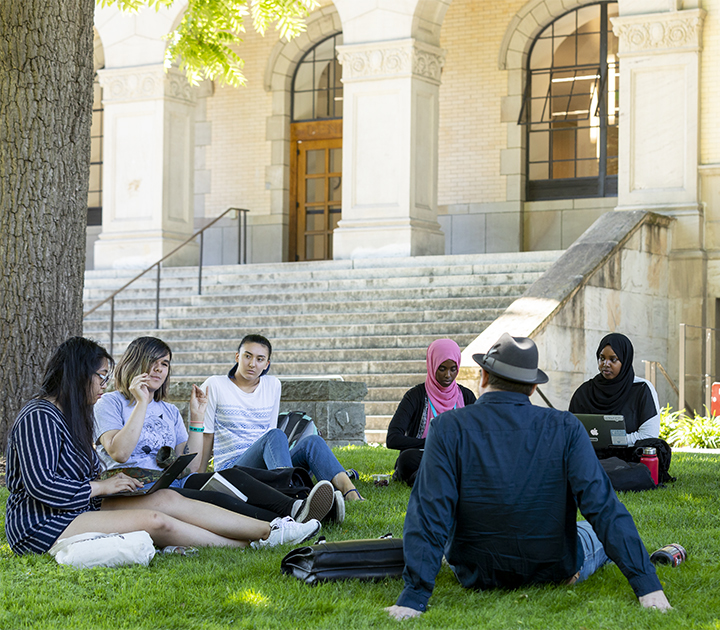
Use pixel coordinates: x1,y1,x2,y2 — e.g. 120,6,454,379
571,333,650,415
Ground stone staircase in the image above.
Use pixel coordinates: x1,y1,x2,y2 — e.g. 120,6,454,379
82,252,562,442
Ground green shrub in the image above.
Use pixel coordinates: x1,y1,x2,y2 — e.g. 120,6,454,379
659,404,720,448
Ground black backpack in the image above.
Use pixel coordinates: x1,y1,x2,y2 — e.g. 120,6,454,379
632,437,676,484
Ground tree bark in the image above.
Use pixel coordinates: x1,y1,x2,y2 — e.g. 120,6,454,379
0,0,95,448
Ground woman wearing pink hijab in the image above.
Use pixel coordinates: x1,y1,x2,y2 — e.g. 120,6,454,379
386,339,476,485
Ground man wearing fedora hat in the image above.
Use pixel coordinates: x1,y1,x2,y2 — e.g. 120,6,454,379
386,333,670,620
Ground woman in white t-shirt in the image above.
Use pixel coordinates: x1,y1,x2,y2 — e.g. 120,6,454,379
199,334,364,503
94,337,335,525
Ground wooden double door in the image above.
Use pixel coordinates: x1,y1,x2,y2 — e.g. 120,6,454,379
290,120,342,261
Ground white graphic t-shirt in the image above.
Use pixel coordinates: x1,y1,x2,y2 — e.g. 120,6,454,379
200,374,282,470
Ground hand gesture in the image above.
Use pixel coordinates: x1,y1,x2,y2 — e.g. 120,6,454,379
189,385,208,421
129,373,153,405
92,473,143,497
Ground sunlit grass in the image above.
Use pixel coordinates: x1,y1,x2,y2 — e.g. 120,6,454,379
0,445,719,629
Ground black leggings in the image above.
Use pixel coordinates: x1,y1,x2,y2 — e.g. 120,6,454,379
173,468,297,522
393,449,424,486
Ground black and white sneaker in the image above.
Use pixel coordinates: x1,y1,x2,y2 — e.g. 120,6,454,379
295,480,335,523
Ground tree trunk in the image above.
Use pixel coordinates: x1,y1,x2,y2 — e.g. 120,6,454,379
0,0,95,448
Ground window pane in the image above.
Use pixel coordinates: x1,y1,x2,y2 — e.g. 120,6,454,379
606,157,618,176
305,178,325,203
294,92,313,120
333,97,343,118
576,5,600,32
553,12,576,37
306,150,325,175
552,128,576,162
89,164,102,192
531,38,553,69
91,137,103,162
315,90,331,118
577,127,599,159
552,160,575,179
305,209,325,232
531,73,550,99
295,62,314,92
314,37,335,61
576,159,599,177
576,33,600,65
329,148,342,173
529,162,549,180
529,131,549,162
329,176,341,201
306,234,325,260
87,191,101,208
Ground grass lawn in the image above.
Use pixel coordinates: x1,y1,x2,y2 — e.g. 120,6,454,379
1,444,719,630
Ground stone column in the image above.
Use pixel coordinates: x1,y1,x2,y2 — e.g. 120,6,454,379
612,6,707,409
94,64,198,269
333,39,446,259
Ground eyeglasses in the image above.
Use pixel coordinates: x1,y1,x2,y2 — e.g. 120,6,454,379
95,371,112,386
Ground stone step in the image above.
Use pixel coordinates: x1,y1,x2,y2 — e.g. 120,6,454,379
169,359,428,377
83,269,546,301
136,333,478,353
83,308,504,332
83,283,531,317
170,347,436,364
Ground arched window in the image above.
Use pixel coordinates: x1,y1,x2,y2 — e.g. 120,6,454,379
522,2,619,200
292,33,344,122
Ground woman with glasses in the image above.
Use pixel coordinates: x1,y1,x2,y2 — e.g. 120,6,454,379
93,336,334,525
4,337,320,556
569,333,660,447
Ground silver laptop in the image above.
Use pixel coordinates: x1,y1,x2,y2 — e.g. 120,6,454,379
573,414,628,450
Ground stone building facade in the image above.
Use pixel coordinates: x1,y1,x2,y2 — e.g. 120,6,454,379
89,0,720,409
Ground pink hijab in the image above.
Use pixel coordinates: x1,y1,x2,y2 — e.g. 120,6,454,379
423,339,465,437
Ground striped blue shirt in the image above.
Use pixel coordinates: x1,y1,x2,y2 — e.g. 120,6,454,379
5,399,101,554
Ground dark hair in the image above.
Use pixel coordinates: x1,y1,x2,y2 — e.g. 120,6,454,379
115,337,172,402
37,337,114,460
487,371,535,396
237,334,272,358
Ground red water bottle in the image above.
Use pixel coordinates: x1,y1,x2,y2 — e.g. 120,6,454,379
640,447,659,485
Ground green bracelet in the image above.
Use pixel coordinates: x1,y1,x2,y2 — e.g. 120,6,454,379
189,426,204,432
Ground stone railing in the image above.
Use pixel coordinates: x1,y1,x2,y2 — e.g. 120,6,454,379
167,379,368,447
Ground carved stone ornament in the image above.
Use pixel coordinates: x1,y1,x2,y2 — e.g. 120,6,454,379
337,40,445,84
612,9,705,54
98,66,196,104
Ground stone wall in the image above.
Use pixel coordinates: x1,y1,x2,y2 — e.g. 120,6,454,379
167,379,367,447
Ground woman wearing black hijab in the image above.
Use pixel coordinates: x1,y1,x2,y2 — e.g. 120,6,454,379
569,333,660,446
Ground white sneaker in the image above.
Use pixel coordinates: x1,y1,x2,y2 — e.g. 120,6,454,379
250,517,320,549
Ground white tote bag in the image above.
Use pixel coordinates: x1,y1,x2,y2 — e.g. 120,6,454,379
49,531,156,569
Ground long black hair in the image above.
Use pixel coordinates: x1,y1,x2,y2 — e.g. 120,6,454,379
37,337,114,460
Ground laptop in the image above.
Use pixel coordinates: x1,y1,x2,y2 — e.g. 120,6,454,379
573,414,628,450
100,453,196,497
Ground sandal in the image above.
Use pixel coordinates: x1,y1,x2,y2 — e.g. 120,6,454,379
343,488,365,501
345,468,359,480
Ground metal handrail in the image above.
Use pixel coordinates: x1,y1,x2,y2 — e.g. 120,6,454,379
83,207,249,354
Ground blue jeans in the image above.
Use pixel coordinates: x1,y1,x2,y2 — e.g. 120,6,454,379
575,521,612,583
230,429,344,482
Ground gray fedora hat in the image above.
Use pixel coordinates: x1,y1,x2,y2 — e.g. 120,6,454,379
472,333,548,385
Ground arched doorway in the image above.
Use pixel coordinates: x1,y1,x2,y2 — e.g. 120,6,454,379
289,33,343,261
